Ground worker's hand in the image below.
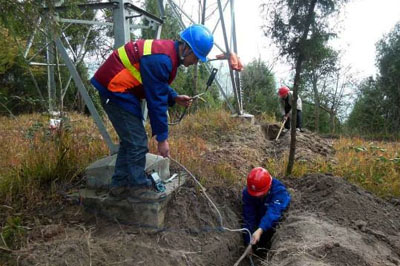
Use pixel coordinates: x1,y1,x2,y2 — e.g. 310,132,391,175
158,140,170,158
251,228,263,245
175,95,193,107
284,113,290,120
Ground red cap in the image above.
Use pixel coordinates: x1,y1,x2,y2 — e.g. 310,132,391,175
247,167,272,197
278,86,290,98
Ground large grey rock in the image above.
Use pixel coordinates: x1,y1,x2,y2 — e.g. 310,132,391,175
74,174,186,229
86,153,170,189
231,113,255,125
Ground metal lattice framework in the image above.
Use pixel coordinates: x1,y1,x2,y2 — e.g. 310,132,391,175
24,0,244,154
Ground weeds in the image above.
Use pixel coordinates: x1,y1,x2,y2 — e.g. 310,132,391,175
0,113,109,206
268,137,400,198
332,138,400,197
1,216,25,250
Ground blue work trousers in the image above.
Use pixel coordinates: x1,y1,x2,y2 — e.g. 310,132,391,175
101,96,150,188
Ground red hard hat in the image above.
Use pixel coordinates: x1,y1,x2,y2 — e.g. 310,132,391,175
247,167,272,197
278,86,290,98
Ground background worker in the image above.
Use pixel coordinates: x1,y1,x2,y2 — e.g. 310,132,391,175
242,167,291,254
278,86,303,132
90,24,214,200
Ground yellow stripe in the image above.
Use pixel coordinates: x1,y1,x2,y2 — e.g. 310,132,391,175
117,46,142,83
143,39,153,55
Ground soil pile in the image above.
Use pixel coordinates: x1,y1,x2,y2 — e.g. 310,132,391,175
265,174,400,266
262,122,335,162
16,183,245,266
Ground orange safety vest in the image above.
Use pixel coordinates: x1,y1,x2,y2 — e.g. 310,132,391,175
93,39,179,99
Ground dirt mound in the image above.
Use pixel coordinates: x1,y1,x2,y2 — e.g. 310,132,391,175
16,182,246,266
262,122,335,162
265,174,400,266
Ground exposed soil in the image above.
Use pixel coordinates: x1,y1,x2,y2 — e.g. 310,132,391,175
5,120,400,266
265,174,400,266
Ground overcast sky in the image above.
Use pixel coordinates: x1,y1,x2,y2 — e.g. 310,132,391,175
234,0,400,84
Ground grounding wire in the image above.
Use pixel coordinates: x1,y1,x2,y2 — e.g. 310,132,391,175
168,156,252,241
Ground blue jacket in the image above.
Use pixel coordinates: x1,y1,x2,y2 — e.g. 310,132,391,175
91,42,180,142
242,178,291,244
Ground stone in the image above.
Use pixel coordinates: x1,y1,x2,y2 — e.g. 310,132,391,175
231,113,255,125
85,153,170,189
71,174,186,230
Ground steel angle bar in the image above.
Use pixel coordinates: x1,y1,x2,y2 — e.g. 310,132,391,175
230,0,243,113
61,32,77,61
24,17,42,59
41,2,117,13
166,0,185,29
124,2,163,24
216,0,241,114
62,22,93,99
211,0,229,34
29,62,66,66
28,14,81,62
12,21,46,103
167,0,225,53
155,0,166,38
166,0,234,113
204,62,235,113
55,37,118,155
57,18,113,27
201,0,206,24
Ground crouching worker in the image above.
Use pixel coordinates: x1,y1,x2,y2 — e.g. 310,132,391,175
242,167,291,254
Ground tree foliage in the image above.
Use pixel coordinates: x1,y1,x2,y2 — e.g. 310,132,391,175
240,58,277,116
262,0,348,174
376,22,400,132
346,77,386,135
347,22,400,137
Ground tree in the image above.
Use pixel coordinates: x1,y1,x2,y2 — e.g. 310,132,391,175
240,58,277,115
346,77,386,135
262,0,348,174
302,46,338,132
376,22,400,132
348,22,400,137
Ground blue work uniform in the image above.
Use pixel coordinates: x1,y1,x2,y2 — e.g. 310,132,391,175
242,178,291,244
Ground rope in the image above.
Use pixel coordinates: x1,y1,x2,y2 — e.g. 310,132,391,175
168,156,252,241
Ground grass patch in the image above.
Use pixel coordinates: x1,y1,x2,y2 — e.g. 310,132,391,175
0,113,109,206
267,137,400,198
332,137,400,197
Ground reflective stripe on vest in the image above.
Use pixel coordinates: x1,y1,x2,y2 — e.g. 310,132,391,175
143,39,153,55
117,40,154,84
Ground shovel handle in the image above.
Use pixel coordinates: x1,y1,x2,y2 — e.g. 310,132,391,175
233,244,252,266
275,117,287,141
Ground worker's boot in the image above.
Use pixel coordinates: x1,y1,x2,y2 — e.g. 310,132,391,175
128,186,167,201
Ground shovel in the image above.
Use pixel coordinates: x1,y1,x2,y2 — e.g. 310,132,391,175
275,116,287,141
233,244,253,266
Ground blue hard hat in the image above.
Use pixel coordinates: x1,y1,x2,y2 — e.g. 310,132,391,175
179,24,214,62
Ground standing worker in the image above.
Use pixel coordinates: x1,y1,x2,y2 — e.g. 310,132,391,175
242,167,291,254
91,24,214,200
278,86,303,132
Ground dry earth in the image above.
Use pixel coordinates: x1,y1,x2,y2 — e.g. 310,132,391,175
6,121,400,266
